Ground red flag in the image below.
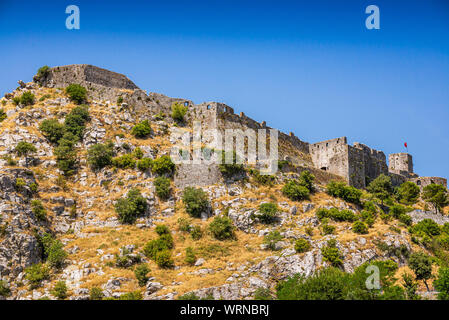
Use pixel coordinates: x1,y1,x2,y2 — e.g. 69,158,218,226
404,142,408,148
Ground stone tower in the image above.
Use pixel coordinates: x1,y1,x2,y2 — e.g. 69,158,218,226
389,153,413,176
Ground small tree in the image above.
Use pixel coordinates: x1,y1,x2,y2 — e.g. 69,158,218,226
87,142,115,170
282,180,310,201
39,119,65,143
34,65,50,84
134,264,150,287
367,174,393,205
434,267,449,300
51,281,68,299
65,84,87,104
14,141,36,166
19,91,35,106
182,187,209,218
131,120,152,138
258,202,278,224
171,102,188,122
422,184,449,214
115,188,148,224
397,181,420,205
154,176,171,200
408,252,433,291
0,109,7,122
152,155,175,176
209,216,235,240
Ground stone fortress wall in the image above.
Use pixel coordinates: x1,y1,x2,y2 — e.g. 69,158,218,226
38,64,447,189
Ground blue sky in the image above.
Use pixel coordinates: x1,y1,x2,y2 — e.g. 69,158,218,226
0,0,448,179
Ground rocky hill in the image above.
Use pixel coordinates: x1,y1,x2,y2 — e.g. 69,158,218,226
0,65,448,300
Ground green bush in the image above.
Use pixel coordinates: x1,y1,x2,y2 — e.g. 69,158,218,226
118,291,143,300
185,247,196,265
352,221,368,234
137,157,153,171
87,142,115,170
422,183,449,214
154,176,171,200
367,174,393,205
434,267,449,300
178,292,201,300
89,287,104,300
132,147,144,159
253,287,273,300
31,200,47,221
134,264,150,287
152,155,175,176
209,216,235,240
131,120,152,138
19,91,35,106
0,280,10,297
321,223,335,235
114,188,148,224
397,181,420,205
326,181,362,205
390,204,407,219
144,238,171,260
155,249,174,268
316,208,357,222
294,238,311,253
14,141,36,157
263,230,283,250
65,84,87,104
15,178,26,191
282,180,310,201
112,154,136,169
258,202,278,224
250,169,275,186
0,109,6,122
321,239,343,267
399,214,412,226
155,224,170,236
117,96,124,105
39,119,65,144
410,219,441,237
190,225,203,240
46,239,68,268
360,210,375,227
171,101,188,122
25,263,50,289
64,105,90,139
298,170,315,192
182,187,210,218
51,281,68,299
408,252,433,291
34,65,50,84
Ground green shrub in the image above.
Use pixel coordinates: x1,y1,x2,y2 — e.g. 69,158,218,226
258,202,278,224
119,291,143,300
51,281,68,299
360,210,375,227
31,200,47,221
29,182,38,193
134,264,150,287
65,84,87,104
295,238,311,253
34,65,50,83
209,216,235,240
64,105,90,138
185,247,196,265
263,230,283,250
89,287,104,300
321,224,335,235
399,214,412,226
25,263,50,289
171,101,188,122
137,157,153,171
87,142,115,170
434,267,449,300
131,120,152,138
14,141,36,157
422,183,449,214
39,119,65,144
19,91,35,106
132,147,144,159
0,109,7,122
410,219,441,237
155,224,170,236
190,225,203,240
321,239,343,267
352,221,368,234
112,154,136,169
117,96,124,105
15,178,26,191
276,267,350,300
218,151,245,178
390,204,407,219
0,280,10,297
316,208,357,222
46,240,68,268
298,170,315,192
326,181,362,205
250,169,275,186
152,155,175,176
397,181,420,205
282,180,310,201
144,238,171,260
409,252,433,291
154,176,171,200
182,187,209,218
367,174,393,205
178,292,201,300
253,287,273,300
155,249,174,268
114,188,148,224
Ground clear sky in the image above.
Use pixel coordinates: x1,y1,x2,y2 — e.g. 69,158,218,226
1,0,448,179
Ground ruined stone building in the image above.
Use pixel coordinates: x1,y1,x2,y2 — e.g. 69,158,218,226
36,64,447,190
